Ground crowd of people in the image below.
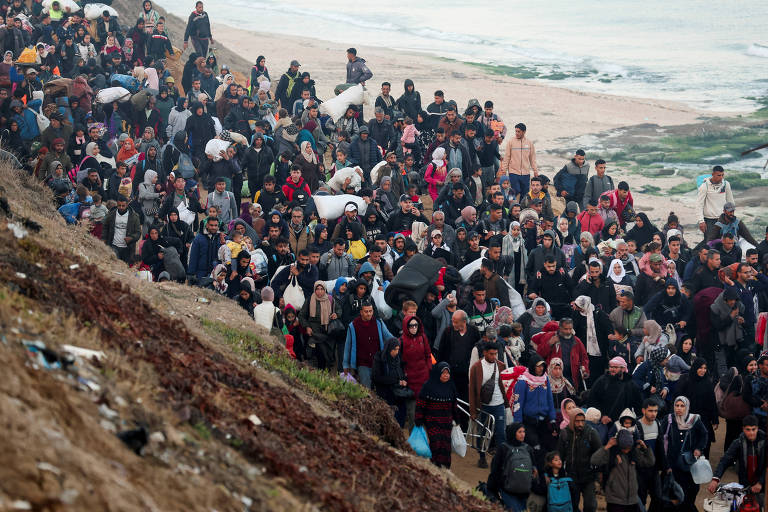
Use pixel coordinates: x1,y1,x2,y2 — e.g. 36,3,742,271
2,1,768,510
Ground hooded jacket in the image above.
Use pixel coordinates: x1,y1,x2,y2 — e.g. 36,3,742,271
184,101,216,155
554,159,590,198
395,79,421,121
346,56,373,85
166,97,192,140
557,412,603,484
590,439,655,505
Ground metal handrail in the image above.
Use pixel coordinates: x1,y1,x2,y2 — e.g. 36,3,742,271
456,398,495,453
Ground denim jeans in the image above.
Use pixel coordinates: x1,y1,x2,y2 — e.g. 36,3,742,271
357,366,372,389
501,491,528,512
482,403,507,449
508,174,530,199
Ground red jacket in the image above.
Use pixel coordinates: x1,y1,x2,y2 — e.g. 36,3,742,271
282,177,311,202
608,189,634,227
576,210,604,236
536,332,589,390
399,315,432,395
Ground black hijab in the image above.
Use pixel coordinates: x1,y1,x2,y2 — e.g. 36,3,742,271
418,362,456,401
627,213,659,249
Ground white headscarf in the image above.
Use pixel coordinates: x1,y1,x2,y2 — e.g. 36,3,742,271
608,258,626,284
574,295,599,357
300,141,317,164
431,147,446,168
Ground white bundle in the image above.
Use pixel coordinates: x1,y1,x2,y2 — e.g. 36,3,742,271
42,0,82,13
369,160,388,187
319,84,364,122
83,3,119,19
314,194,367,220
95,87,131,104
326,166,363,193
204,139,231,161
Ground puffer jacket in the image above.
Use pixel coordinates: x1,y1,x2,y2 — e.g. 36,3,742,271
554,159,590,197
557,424,603,484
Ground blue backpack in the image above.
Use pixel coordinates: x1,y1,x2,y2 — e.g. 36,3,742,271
547,475,573,512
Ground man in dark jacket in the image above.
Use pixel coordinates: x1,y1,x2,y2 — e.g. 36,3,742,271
348,126,381,183
101,196,141,263
575,260,617,313
103,162,129,202
368,107,396,152
527,256,574,319
183,1,213,56
147,22,173,61
689,249,723,295
188,216,222,279
708,415,766,499
554,149,590,206
441,130,473,178
96,10,122,46
557,410,602,512
345,48,373,85
240,134,274,195
586,358,642,424
387,194,428,234
275,60,300,108
634,254,667,306
525,230,567,283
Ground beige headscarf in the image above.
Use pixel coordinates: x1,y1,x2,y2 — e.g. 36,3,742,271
309,281,331,326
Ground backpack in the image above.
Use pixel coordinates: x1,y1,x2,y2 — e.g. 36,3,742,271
502,444,533,494
547,475,573,512
283,72,298,100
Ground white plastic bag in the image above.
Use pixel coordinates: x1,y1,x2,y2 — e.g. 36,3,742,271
83,3,118,19
96,86,131,104
319,84,364,122
42,0,80,13
369,160,388,187
314,194,367,220
371,277,392,320
691,456,713,484
204,138,231,161
451,423,467,457
326,166,363,193
283,275,305,310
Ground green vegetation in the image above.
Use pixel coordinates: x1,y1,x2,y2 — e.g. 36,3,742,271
728,171,764,190
667,182,697,195
193,422,212,441
201,319,368,401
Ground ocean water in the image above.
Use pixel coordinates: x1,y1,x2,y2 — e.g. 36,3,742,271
159,0,768,112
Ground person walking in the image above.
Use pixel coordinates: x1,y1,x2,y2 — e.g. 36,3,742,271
415,362,460,468
469,342,509,468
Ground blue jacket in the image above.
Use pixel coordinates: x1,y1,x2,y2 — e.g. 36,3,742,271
343,318,393,370
513,377,556,423
727,276,768,325
631,360,668,398
188,231,221,279
14,99,42,141
348,135,382,172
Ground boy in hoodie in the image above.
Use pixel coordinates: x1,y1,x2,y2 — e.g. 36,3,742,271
253,175,286,214
205,178,237,230
606,407,639,442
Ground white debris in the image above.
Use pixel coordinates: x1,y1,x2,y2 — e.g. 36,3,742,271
248,414,262,426
98,404,118,420
7,222,28,239
61,344,106,361
36,462,61,475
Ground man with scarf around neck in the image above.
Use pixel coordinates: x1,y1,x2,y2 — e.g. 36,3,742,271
661,396,708,512
343,301,393,389
537,318,590,391
586,356,642,428
469,342,509,468
299,281,337,370
708,415,766,503
557,409,602,512
632,345,670,409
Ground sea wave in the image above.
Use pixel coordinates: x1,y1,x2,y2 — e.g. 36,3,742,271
746,43,768,58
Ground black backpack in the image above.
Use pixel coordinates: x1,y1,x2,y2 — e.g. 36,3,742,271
502,444,533,494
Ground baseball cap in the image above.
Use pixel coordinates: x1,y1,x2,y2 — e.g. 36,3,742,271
399,194,411,203
165,76,175,83
290,59,301,67
724,201,735,212
344,203,357,212
649,253,663,263
26,68,37,75
374,106,384,114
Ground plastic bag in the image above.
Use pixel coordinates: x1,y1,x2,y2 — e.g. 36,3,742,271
319,84,364,122
340,372,357,384
283,275,305,310
326,166,363,193
691,456,713,484
83,3,118,20
204,139,231,162
451,424,467,457
314,194,367,220
371,277,393,320
96,86,131,104
408,426,431,458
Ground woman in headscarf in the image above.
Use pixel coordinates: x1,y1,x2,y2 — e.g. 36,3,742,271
502,221,528,296
597,221,620,244
607,258,633,299
550,363,576,418
453,226,469,263
456,205,479,232
487,422,536,512
634,319,667,364
116,136,138,163
424,147,447,201
571,231,595,270
214,73,235,102
572,295,612,384
512,353,556,453
1,119,27,160
181,52,200,95
721,353,757,449
643,278,692,338
676,358,719,457
400,315,433,429
165,97,190,141
415,362,460,468
516,297,552,341
627,213,659,250
295,140,320,192
84,141,116,172
209,263,228,295
662,396,708,512
237,277,256,317
633,344,669,409
298,281,335,370
555,215,577,247
99,35,123,67
250,55,270,86
373,338,408,426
